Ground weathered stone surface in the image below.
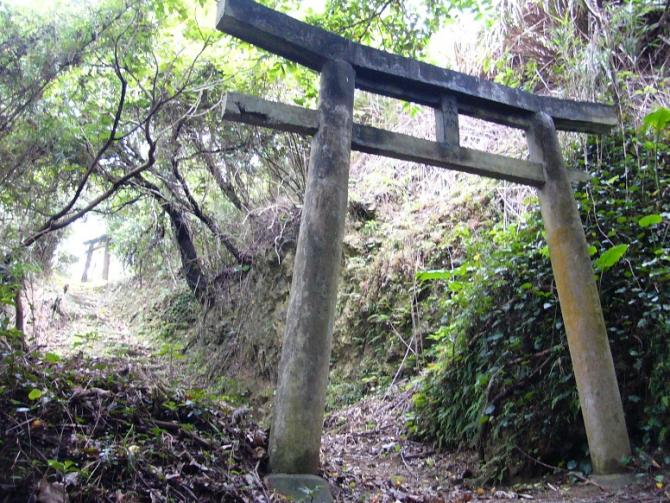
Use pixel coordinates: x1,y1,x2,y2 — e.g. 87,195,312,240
222,92,319,135
265,474,334,502
528,112,631,474
268,60,355,474
435,95,459,148
352,123,550,186
222,92,590,186
216,0,617,134
591,473,636,490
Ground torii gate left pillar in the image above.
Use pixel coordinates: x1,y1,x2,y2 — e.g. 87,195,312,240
268,60,355,474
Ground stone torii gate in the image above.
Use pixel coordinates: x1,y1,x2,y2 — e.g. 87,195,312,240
81,235,111,283
215,0,631,486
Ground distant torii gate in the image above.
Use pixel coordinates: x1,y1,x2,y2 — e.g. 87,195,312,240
81,235,111,283
216,0,631,481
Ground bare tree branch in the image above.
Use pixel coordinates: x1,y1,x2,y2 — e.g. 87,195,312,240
47,36,128,222
22,119,158,247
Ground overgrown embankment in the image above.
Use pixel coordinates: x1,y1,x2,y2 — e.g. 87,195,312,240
328,179,502,408
410,129,669,481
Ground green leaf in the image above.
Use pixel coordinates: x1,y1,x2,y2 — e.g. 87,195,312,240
416,269,451,281
594,244,629,272
48,460,64,471
28,389,43,400
47,459,77,473
642,107,670,135
638,214,662,228
475,373,490,388
586,245,597,256
44,352,61,364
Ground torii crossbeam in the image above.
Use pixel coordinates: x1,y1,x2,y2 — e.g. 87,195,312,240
215,0,631,486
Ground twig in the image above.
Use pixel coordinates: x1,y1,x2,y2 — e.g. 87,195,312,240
351,424,393,438
399,448,417,479
151,419,214,449
253,460,271,501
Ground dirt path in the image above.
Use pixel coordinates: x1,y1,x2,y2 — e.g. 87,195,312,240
321,385,668,502
27,279,154,360
322,386,478,501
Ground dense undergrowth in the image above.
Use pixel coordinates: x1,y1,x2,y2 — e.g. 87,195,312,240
0,350,269,501
408,125,670,481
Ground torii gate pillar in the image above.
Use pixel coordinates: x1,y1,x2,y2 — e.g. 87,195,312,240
268,60,355,474
528,112,630,473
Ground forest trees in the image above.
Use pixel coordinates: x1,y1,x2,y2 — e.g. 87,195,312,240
0,0,454,347
0,0,256,340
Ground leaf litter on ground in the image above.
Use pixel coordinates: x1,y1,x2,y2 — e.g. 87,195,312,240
320,383,669,503
0,350,271,502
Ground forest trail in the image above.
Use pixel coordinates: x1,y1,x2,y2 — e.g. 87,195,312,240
30,280,152,360
322,386,479,501
321,389,664,502
19,280,666,502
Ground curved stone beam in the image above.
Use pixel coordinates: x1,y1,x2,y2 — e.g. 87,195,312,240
216,0,617,134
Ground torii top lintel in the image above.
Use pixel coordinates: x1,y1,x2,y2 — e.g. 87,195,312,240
216,0,616,135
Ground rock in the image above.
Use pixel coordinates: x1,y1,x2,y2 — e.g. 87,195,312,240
265,474,333,502
37,479,69,503
590,472,636,490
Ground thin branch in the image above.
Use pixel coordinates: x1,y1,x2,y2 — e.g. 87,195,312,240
22,121,157,247
171,146,250,265
192,135,246,212
47,36,128,222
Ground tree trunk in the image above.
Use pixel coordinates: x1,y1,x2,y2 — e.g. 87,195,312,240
162,202,211,306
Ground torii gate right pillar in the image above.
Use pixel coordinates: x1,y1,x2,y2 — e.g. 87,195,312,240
528,112,631,474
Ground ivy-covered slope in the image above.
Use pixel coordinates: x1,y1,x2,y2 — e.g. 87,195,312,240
409,125,669,481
